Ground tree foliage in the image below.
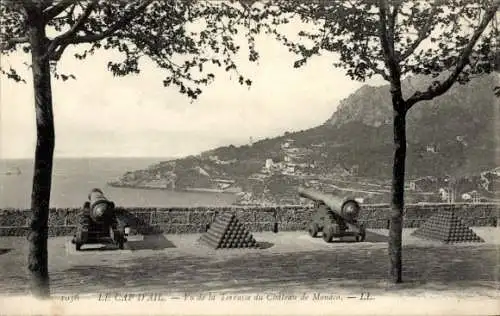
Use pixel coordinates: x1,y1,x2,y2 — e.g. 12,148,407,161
1,0,263,99
252,0,499,102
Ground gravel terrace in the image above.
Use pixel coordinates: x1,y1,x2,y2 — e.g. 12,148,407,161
0,228,498,299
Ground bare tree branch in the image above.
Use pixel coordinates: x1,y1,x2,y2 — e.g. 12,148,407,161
389,0,401,36
65,0,154,45
0,36,29,51
405,0,500,110
65,2,78,22
370,64,391,81
360,53,390,81
68,0,95,31
46,0,97,60
378,1,391,60
399,1,438,61
378,0,400,84
43,0,76,21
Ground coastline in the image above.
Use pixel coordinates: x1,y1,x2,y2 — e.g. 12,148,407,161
107,182,239,195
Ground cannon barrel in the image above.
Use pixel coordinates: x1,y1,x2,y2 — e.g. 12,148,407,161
88,188,115,223
298,187,361,222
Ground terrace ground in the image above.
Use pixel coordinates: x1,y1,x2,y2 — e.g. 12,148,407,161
0,228,498,301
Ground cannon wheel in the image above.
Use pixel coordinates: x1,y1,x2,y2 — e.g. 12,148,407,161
74,229,85,251
110,225,126,250
356,224,366,242
355,234,365,242
116,218,127,249
75,212,89,251
322,225,335,242
117,237,125,250
308,223,320,237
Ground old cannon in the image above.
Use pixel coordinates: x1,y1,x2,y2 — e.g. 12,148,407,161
71,188,129,251
298,187,366,242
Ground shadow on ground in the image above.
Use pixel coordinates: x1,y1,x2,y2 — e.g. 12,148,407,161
126,234,176,251
312,230,387,243
0,249,11,255
77,243,122,252
363,230,388,243
257,242,274,250
74,234,176,252
54,245,497,295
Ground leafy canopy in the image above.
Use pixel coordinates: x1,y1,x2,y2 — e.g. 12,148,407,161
0,0,263,99
2,0,498,101
249,0,499,107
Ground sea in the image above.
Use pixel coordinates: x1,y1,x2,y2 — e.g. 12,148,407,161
0,158,238,209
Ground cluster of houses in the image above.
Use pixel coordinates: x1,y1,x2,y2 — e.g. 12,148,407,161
238,139,366,205
207,155,237,165
249,139,317,181
114,134,498,205
406,167,500,203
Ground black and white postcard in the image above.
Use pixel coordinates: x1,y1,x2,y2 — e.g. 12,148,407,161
0,1,499,315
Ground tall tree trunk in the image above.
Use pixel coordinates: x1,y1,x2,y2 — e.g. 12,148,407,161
389,92,407,284
26,10,54,299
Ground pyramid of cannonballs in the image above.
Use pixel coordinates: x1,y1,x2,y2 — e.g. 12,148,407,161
412,209,484,243
199,212,259,249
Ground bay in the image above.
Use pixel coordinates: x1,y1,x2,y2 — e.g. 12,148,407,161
0,158,238,209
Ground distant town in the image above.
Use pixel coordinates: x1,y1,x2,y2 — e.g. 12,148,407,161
110,74,499,206
109,136,500,206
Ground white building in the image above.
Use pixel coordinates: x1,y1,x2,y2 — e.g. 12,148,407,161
284,165,295,174
196,166,210,177
265,159,274,170
426,144,438,153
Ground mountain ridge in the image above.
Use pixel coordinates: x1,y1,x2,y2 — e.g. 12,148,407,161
111,74,499,204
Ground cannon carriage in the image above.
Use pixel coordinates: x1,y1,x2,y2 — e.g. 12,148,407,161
72,188,129,251
298,187,366,242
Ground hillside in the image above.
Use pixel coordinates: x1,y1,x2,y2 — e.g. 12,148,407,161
325,74,499,177
111,74,499,204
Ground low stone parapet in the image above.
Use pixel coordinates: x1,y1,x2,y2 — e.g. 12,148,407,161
0,203,498,236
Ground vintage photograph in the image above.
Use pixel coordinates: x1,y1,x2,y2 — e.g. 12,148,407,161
0,0,499,315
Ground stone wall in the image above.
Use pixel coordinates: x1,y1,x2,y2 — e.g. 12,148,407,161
0,203,498,236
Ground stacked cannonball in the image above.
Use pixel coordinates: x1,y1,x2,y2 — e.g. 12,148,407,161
444,213,484,243
412,210,484,243
199,213,259,249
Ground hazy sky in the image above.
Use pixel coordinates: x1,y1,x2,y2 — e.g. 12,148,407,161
1,32,385,159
